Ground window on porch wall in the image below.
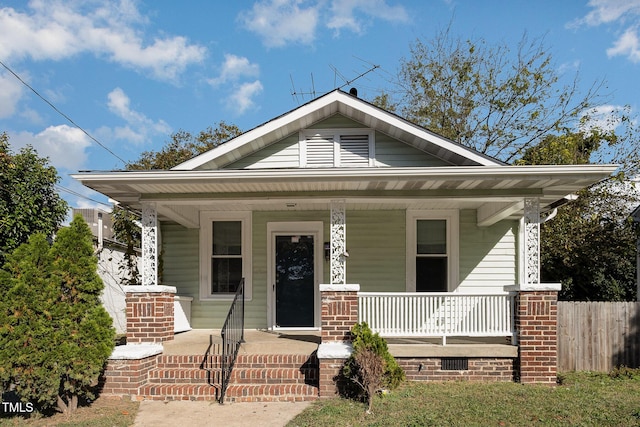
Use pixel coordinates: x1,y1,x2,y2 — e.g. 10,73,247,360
211,221,242,293
416,220,447,292
199,211,252,301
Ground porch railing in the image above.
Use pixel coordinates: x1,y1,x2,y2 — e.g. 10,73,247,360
358,292,516,345
219,278,245,403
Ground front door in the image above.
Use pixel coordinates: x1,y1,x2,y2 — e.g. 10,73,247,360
275,235,315,328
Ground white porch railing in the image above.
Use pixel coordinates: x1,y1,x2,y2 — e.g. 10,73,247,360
358,292,516,345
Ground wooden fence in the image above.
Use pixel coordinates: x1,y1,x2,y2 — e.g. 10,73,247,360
557,301,640,372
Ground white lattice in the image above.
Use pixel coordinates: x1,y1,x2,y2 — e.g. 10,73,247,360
330,199,346,285
141,203,158,286
524,198,540,285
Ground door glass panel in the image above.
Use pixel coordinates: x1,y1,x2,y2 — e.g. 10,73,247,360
275,235,314,327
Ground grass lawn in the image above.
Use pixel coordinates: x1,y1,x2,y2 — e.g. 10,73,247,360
288,371,640,426
0,397,139,427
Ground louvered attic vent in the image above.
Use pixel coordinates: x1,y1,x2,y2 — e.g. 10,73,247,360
339,134,369,166
306,135,334,167
302,130,372,167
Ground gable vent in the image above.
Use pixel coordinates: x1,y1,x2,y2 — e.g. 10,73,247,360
339,134,369,166
306,135,334,167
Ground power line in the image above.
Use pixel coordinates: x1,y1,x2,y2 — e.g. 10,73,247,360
0,59,128,166
55,185,114,209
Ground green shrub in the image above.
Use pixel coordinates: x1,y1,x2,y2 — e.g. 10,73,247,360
341,322,405,402
0,215,115,415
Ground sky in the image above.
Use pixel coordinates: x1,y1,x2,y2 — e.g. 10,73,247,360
1,0,639,211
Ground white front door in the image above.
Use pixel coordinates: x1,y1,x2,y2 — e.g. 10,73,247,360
267,222,323,330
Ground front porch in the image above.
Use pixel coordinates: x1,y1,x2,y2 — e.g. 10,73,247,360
162,328,517,358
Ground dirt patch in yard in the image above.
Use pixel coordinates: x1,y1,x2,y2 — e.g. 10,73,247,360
0,396,138,427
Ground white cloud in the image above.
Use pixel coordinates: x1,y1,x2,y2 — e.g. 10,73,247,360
579,104,628,134
327,0,409,34
606,27,640,62
238,0,320,48
106,87,171,144
239,0,408,47
208,54,260,87
570,0,640,63
0,71,24,118
573,0,640,26
0,0,206,81
229,80,264,114
11,125,91,171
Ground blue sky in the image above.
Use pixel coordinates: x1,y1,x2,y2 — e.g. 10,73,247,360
1,0,639,209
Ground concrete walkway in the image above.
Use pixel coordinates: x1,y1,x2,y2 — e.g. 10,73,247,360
133,400,312,427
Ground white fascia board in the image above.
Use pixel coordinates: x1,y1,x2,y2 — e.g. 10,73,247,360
172,92,345,171
171,91,503,171
334,93,503,167
72,164,619,184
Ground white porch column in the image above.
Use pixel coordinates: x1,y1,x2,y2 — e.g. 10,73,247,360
523,197,540,287
330,199,346,285
141,202,158,287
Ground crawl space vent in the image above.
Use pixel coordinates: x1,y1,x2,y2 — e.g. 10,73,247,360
441,358,469,370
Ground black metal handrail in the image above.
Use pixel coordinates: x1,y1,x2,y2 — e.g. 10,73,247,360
219,278,245,403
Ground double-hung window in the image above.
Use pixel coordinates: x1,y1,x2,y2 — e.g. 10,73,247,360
406,210,458,292
300,129,374,167
200,212,252,300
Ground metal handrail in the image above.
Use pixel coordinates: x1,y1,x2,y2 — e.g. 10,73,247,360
219,278,245,403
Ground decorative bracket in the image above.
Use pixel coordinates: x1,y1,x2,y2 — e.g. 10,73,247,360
523,197,540,286
141,202,158,286
330,199,346,285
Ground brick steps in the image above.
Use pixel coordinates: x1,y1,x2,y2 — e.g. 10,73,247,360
138,384,220,401
225,384,319,402
136,353,319,402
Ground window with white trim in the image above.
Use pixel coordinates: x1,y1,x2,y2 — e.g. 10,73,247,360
300,129,374,167
406,210,459,292
200,212,252,300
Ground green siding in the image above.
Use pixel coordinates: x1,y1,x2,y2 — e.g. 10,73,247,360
345,211,406,292
224,134,299,169
375,132,450,167
308,114,364,129
458,210,517,291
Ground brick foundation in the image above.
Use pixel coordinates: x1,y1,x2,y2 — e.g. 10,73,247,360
101,354,159,398
516,290,558,384
124,286,176,344
397,357,516,382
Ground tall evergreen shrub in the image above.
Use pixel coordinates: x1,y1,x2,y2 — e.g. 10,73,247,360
0,215,115,415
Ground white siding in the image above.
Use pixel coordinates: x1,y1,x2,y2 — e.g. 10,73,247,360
222,135,300,169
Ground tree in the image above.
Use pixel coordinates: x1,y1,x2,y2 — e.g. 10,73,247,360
0,216,115,415
0,132,68,264
126,121,241,170
386,25,604,163
518,131,639,301
49,215,115,414
540,185,638,301
112,122,242,283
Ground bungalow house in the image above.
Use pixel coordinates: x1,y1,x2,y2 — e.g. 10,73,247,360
73,89,616,402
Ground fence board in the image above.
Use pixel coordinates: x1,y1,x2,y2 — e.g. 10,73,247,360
558,301,640,372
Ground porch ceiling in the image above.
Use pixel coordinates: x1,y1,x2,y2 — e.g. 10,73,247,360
72,164,617,228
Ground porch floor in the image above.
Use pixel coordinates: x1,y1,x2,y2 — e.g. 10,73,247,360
162,330,518,358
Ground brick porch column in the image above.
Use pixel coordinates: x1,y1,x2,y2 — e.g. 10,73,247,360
515,285,560,385
124,285,176,344
317,284,359,398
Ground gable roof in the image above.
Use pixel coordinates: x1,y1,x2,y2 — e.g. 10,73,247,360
172,89,504,171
